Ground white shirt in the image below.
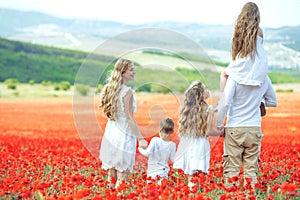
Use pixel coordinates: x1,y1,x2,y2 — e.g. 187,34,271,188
226,36,268,86
138,137,176,176
216,76,277,127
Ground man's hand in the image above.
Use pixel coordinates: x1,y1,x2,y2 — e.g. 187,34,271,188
217,126,225,137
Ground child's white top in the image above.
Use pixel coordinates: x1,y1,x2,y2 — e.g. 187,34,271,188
226,36,268,86
138,137,176,176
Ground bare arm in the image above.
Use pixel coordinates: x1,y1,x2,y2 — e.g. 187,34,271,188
123,90,147,148
206,106,223,137
220,70,229,92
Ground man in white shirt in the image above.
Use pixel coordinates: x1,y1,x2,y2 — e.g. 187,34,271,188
216,75,277,187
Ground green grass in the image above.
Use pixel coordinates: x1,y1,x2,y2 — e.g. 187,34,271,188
0,83,75,98
269,71,300,84
0,37,113,84
2,37,300,97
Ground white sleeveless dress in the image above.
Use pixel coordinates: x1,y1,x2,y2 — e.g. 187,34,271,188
99,85,137,172
173,136,210,175
173,106,211,175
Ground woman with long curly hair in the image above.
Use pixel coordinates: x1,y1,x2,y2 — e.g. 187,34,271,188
217,2,277,188
99,58,147,188
173,81,222,188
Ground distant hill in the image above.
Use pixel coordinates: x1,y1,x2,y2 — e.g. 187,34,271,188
0,8,299,70
0,37,224,91
1,37,300,94
0,37,113,84
266,26,300,51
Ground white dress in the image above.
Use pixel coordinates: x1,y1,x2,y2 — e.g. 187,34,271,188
138,137,176,179
99,85,137,172
173,136,210,175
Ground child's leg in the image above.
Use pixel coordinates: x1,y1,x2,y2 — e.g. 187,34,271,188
107,168,117,188
116,170,129,187
187,175,194,188
220,70,228,92
188,174,200,189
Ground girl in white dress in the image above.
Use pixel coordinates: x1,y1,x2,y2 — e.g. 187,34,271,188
173,81,222,188
138,117,176,184
99,58,148,188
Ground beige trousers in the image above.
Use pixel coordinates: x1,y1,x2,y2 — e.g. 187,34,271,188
223,127,262,186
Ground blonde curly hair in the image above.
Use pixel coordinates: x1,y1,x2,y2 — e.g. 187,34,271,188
178,81,209,138
99,58,133,120
232,2,260,61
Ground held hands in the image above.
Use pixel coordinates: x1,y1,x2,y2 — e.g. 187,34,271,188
138,138,148,149
213,103,219,112
217,126,225,137
208,105,218,114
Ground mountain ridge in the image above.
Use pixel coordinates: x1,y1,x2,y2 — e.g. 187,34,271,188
1,8,299,70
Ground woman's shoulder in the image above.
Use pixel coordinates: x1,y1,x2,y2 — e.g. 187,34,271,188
121,84,133,95
122,84,132,90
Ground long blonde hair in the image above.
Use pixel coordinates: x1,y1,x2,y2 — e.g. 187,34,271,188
231,2,260,61
99,58,133,120
178,81,209,138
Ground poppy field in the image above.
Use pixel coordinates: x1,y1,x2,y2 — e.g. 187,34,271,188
0,92,299,199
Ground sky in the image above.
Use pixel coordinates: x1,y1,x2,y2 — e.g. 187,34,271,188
0,0,299,28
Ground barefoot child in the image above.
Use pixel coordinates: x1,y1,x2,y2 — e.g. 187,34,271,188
138,117,176,184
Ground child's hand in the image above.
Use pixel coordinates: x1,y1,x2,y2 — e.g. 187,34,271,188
208,106,217,115
137,147,143,153
217,126,225,137
138,139,148,149
213,104,218,112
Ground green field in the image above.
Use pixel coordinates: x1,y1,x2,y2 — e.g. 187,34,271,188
1,37,300,97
